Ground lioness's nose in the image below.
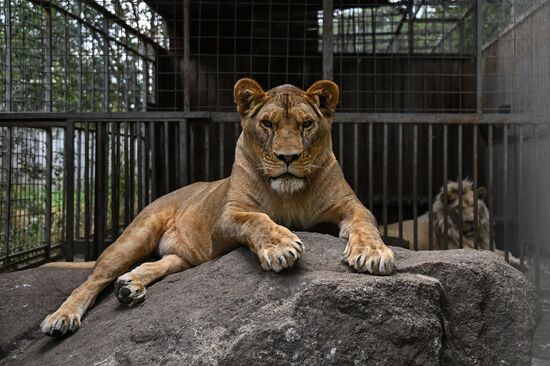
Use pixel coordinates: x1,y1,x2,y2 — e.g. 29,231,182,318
276,153,301,164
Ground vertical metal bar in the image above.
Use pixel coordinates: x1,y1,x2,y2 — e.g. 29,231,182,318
353,124,358,193
179,120,189,186
428,124,433,250
517,125,524,267
398,123,403,240
183,0,190,111
143,122,151,205
124,123,131,226
44,5,52,112
473,125,479,249
2,128,13,266
95,122,107,256
102,17,110,112
219,123,225,179
338,124,344,166
4,0,12,112
44,128,53,259
150,123,158,199
140,42,148,111
503,124,509,261
533,124,540,289
190,122,195,183
322,0,333,80
64,122,75,261
458,125,463,248
383,123,388,236
137,123,144,211
77,0,83,111
368,123,373,211
488,125,494,251
84,123,91,260
413,124,418,250
442,124,449,249
407,0,414,55
130,124,136,217
204,123,210,181
63,12,69,111
75,128,82,238
475,0,483,113
111,122,120,239
164,122,170,192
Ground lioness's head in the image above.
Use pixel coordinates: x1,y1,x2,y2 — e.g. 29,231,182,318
434,180,489,243
234,78,339,195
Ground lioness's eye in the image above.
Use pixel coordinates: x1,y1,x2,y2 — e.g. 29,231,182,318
260,119,272,129
303,120,314,129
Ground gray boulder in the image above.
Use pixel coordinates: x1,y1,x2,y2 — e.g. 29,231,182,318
0,232,539,366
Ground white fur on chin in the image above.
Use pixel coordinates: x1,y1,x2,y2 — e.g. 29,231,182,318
270,177,306,195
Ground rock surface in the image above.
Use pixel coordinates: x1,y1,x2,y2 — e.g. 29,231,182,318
0,232,540,366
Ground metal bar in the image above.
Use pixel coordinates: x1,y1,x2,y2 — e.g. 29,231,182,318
413,124,418,250
473,126,479,249
77,0,83,111
75,128,82,238
353,124,358,193
368,123,373,212
143,122,151,204
443,124,449,249
219,123,225,179
64,122,75,261
2,128,13,266
44,129,53,259
533,124,540,289
43,4,52,112
0,112,539,125
503,125,509,261
164,122,170,192
180,120,189,186
517,126,524,267
84,123,91,260
111,122,120,239
205,123,210,181
428,124,433,250
338,124,344,166
150,123,158,199
4,0,12,112
63,12,69,111
322,0,333,80
102,17,110,112
183,0,190,111
458,125,463,248
398,124,403,240
475,0,483,113
137,123,144,211
488,125,494,251
383,124,388,236
130,123,136,217
94,122,107,256
407,0,414,55
124,123,131,226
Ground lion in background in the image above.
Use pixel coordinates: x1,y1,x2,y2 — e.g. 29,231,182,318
40,78,395,337
383,180,520,265
384,180,489,250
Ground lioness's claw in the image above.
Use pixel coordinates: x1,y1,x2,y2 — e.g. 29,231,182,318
257,227,303,272
344,240,395,275
40,311,81,336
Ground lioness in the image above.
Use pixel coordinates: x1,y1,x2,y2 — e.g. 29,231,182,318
41,79,394,336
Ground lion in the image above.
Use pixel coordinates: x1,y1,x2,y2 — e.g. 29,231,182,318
383,180,520,264
40,78,395,336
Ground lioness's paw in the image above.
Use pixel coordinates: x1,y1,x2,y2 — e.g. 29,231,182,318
115,273,146,306
258,228,304,272
343,239,395,275
40,310,81,336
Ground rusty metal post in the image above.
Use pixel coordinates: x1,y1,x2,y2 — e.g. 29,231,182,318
322,0,333,80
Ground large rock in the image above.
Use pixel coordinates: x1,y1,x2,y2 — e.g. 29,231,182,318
0,232,539,366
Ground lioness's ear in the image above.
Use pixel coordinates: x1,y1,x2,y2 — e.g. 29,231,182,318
477,186,487,200
306,80,339,116
234,78,266,116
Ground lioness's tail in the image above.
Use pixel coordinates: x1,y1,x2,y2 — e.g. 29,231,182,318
41,261,96,269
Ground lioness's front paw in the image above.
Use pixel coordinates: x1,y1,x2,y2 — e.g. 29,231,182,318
40,310,81,336
343,237,395,275
114,273,146,306
258,227,304,272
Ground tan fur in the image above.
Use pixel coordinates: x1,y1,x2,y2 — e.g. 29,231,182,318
40,79,394,336
383,180,489,250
